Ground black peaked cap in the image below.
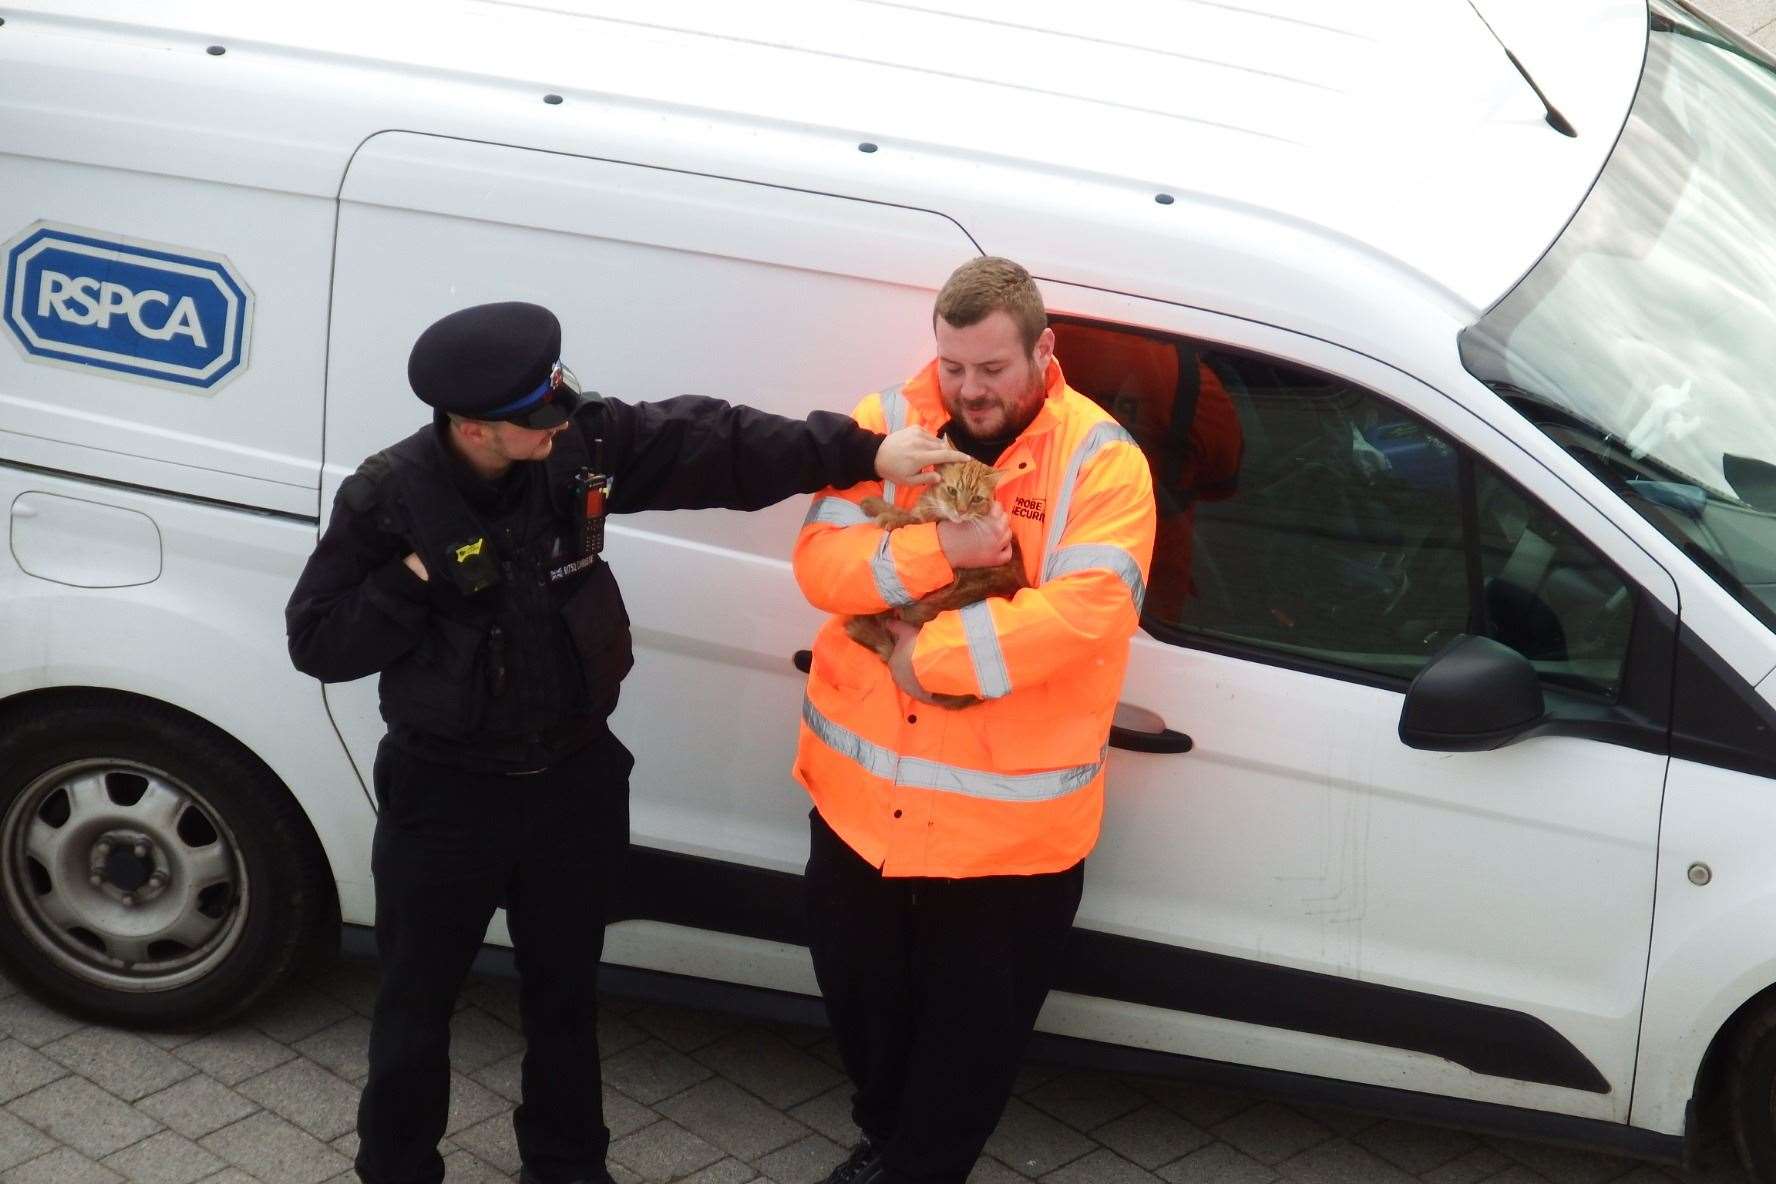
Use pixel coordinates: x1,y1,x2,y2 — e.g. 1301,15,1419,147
408,302,561,416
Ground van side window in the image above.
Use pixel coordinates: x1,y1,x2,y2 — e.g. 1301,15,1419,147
1052,320,1633,697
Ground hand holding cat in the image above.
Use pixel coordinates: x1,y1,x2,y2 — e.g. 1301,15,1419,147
875,427,972,487
937,504,1013,569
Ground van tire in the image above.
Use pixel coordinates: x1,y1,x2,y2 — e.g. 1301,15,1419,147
1730,999,1776,1182
0,697,333,1029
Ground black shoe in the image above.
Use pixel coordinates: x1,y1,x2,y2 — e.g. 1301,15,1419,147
819,1139,882,1184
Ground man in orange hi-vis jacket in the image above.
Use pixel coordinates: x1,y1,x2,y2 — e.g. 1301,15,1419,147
792,257,1156,1184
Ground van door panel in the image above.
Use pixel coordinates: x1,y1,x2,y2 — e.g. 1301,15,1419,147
324,132,977,891
1033,281,1673,1121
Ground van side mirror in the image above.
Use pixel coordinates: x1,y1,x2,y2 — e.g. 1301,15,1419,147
1398,635,1545,751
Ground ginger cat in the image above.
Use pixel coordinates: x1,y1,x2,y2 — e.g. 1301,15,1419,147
844,458,1028,709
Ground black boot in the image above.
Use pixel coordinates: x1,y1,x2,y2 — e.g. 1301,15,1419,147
819,1139,883,1184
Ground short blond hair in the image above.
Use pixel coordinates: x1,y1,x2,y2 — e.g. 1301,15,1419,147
934,257,1047,353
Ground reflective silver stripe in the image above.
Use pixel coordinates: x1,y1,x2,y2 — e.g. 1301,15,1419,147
871,533,915,607
960,601,1012,699
1042,421,1138,571
1042,543,1147,614
802,696,1104,802
803,496,871,528
878,382,907,505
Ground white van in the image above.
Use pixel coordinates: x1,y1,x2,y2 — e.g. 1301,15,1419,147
4,0,1776,1174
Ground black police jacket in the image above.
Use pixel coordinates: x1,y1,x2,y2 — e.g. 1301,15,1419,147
285,395,883,772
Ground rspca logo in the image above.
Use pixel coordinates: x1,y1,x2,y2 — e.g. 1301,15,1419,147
3,223,253,391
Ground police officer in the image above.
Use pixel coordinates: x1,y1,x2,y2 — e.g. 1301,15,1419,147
285,302,966,1184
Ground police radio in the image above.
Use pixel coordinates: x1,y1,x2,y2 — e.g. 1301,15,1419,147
573,466,611,557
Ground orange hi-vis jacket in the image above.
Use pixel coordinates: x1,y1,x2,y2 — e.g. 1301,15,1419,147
792,358,1156,878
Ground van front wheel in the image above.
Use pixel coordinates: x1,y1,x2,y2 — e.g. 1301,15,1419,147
0,697,332,1028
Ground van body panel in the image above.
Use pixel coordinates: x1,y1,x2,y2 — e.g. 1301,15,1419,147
323,134,979,867
0,466,375,917
0,151,331,516
1633,757,1776,1135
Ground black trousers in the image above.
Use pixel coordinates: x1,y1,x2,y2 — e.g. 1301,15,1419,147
355,731,632,1184
804,810,1084,1184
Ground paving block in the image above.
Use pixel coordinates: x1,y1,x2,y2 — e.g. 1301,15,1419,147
608,1119,723,1183
1132,1083,1255,1129
602,1041,712,1106
1491,1135,1642,1184
751,1133,846,1184
6,1077,161,1160
597,1009,649,1061
0,1042,65,1104
982,1098,1096,1178
0,1146,123,1184
41,1030,193,1102
249,989,352,1047
656,1078,809,1160
330,1131,359,1162
1154,1143,1277,1184
172,1029,296,1087
0,1110,56,1172
629,1006,739,1054
469,1052,524,1104
1041,1148,1162,1184
1418,1145,1511,1184
309,963,380,1018
677,1156,758,1184
444,1071,510,1137
198,1112,351,1184
1464,1169,1546,1184
237,1057,363,1142
451,1113,522,1177
1209,1104,1332,1167
603,1086,660,1141
692,1031,841,1110
0,997,83,1049
1273,1139,1416,1184
192,1170,261,1184
447,1010,525,1076
99,1130,225,1184
1091,1105,1213,1170
966,1157,1030,1184
135,1076,257,1140
292,1018,373,1084
458,980,521,1033
1024,1073,1148,1134
786,1085,860,1148
1348,1119,1477,1176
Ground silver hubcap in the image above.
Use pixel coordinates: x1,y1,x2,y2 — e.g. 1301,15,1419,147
1,759,248,992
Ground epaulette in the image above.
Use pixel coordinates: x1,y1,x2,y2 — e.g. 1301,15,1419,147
338,450,394,514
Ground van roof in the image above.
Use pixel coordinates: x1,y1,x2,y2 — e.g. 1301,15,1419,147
0,0,1647,347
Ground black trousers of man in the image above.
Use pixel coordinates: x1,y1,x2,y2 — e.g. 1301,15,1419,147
354,730,632,1184
804,810,1085,1184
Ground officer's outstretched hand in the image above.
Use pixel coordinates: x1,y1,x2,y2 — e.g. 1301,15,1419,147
884,619,938,703
876,427,970,487
937,503,1013,569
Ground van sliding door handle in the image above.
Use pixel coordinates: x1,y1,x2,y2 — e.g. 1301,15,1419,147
1110,701,1193,754
1109,725,1193,754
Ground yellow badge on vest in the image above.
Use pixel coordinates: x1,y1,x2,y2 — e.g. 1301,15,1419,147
455,538,485,563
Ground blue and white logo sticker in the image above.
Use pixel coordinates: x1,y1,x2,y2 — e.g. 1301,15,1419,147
3,223,253,391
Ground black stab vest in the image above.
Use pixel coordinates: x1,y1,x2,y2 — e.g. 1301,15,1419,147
368,424,632,769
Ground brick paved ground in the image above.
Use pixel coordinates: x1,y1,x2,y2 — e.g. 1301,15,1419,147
7,4,1776,1184
0,954,1759,1184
